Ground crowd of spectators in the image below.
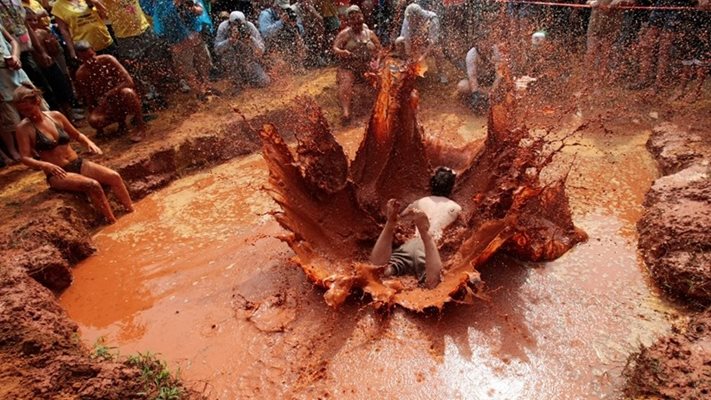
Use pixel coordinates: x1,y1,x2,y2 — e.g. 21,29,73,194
0,0,708,221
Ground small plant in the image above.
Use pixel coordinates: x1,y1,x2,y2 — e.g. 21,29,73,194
125,351,185,400
91,337,117,361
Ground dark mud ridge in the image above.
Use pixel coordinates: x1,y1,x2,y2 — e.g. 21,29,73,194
0,102,307,399
623,123,710,399
623,310,711,399
638,123,710,305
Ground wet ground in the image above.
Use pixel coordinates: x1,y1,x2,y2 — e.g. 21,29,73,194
60,99,682,399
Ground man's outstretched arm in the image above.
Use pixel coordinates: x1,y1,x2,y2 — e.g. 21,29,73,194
370,199,400,265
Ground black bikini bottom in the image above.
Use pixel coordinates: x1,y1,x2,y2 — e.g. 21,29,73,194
46,157,83,181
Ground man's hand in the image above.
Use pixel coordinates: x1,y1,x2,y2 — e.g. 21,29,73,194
38,51,53,68
401,208,430,233
385,199,400,223
6,55,21,70
43,163,67,178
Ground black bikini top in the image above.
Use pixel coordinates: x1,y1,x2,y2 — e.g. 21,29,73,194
33,114,70,152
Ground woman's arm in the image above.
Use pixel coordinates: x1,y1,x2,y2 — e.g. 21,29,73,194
49,111,102,154
332,29,350,58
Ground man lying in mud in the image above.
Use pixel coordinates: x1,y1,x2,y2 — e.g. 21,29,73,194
370,167,461,289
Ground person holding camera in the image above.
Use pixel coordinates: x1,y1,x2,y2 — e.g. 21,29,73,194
214,11,269,88
258,0,306,71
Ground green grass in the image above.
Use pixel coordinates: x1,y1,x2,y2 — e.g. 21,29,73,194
91,338,188,399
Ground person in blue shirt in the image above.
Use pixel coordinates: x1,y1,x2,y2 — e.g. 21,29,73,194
141,0,214,98
258,0,306,71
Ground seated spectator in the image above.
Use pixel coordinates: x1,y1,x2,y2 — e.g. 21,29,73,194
51,0,115,66
215,11,270,88
0,25,30,163
13,83,133,223
332,5,380,122
143,0,214,98
400,3,447,83
258,0,307,71
73,42,146,141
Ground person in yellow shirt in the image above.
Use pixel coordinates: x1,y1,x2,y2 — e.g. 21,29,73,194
102,0,170,104
21,0,51,26
51,0,114,66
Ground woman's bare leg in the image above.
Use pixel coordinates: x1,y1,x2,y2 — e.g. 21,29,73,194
49,172,116,223
80,160,133,212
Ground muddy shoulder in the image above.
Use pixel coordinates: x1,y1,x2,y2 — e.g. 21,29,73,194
0,71,341,399
624,122,711,398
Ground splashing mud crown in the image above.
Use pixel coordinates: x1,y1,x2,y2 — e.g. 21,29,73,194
259,55,587,312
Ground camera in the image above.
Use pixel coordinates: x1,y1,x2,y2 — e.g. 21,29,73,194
285,7,297,21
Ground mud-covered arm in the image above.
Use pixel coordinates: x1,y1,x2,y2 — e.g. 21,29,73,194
465,47,478,92
54,18,76,60
332,29,351,58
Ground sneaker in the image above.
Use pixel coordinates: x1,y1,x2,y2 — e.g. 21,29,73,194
179,80,191,93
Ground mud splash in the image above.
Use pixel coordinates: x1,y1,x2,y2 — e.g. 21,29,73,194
259,57,587,311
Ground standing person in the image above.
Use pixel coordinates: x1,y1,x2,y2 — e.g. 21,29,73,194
214,11,270,87
399,3,447,83
102,0,166,101
315,0,339,57
258,0,307,71
73,41,146,141
51,0,115,67
370,167,462,289
332,5,380,122
13,83,133,223
585,0,626,85
143,0,214,98
0,24,31,163
294,0,326,67
0,0,56,104
23,10,78,120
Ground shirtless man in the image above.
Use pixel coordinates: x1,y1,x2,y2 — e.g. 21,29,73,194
370,167,462,289
73,41,145,141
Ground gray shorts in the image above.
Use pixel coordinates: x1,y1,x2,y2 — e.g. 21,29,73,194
388,239,427,283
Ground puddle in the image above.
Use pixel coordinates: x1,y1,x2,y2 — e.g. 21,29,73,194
60,114,677,398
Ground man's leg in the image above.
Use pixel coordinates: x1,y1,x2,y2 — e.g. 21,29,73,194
0,102,21,160
245,61,270,87
336,68,355,122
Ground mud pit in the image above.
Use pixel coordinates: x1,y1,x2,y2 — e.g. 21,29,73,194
59,73,683,397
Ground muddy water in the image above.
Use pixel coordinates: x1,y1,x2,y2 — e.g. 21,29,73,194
61,109,678,399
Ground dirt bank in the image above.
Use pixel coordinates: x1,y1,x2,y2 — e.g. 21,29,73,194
0,70,343,398
623,310,711,399
638,123,711,305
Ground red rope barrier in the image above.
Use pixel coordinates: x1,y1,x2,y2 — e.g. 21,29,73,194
494,0,710,11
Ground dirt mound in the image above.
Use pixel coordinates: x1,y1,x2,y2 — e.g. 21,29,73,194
259,57,586,311
638,124,711,305
623,310,711,399
0,260,147,399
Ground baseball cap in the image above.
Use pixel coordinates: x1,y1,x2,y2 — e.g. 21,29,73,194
274,0,292,9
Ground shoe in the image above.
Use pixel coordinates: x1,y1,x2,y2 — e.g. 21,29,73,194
439,74,449,84
72,111,85,121
179,80,191,93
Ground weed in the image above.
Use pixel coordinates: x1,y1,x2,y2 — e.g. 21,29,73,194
125,351,185,399
91,337,117,361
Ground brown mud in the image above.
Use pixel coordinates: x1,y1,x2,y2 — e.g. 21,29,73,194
623,310,711,399
637,123,710,305
259,57,586,311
